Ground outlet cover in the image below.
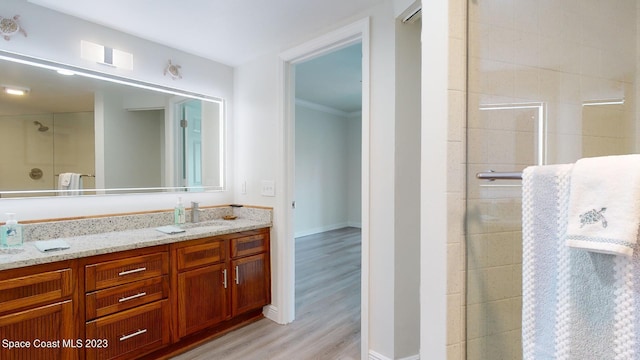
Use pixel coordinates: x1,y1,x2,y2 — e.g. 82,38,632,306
261,180,276,197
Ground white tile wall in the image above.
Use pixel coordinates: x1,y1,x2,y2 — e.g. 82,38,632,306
463,0,638,359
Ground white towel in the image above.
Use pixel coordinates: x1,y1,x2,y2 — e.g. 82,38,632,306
522,163,638,360
566,154,640,256
58,173,83,196
522,164,574,359
59,173,72,187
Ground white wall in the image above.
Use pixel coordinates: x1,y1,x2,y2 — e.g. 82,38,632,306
0,0,234,220
347,114,362,227
233,1,414,357
394,17,421,359
421,0,450,359
101,91,163,189
294,104,360,237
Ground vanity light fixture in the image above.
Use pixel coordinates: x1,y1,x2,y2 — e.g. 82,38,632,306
81,40,133,70
3,85,29,96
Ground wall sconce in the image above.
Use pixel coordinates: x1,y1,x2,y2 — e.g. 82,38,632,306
81,40,133,70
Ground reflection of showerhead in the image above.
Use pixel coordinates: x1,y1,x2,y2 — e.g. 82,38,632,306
33,121,49,132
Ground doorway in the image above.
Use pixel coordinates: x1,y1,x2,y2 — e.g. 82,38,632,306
278,18,370,356
292,43,363,354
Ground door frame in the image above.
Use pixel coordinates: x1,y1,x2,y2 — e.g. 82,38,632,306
277,17,371,357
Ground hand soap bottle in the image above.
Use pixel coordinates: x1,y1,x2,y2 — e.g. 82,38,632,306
174,197,186,225
1,213,23,247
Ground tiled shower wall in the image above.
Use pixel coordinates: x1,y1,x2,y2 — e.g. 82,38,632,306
464,1,637,360
447,0,467,358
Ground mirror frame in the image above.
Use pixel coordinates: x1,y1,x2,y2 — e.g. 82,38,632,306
0,50,226,198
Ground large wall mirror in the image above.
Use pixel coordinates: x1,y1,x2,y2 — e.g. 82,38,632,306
0,52,225,198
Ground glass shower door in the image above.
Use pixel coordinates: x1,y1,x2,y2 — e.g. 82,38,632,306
466,0,637,359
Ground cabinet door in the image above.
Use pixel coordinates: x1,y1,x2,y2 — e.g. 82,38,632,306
0,300,75,360
177,263,230,337
232,253,270,316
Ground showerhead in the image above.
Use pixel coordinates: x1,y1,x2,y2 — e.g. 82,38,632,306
33,121,49,132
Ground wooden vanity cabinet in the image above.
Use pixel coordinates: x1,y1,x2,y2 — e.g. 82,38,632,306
229,231,271,316
174,238,230,338
0,261,77,360
82,247,170,360
172,228,271,340
0,227,270,360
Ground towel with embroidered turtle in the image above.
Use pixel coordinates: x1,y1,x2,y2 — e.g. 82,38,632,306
566,154,640,256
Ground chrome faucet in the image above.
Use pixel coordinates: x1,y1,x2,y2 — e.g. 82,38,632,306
191,201,201,223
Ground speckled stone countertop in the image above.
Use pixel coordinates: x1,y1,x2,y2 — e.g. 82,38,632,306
0,206,272,271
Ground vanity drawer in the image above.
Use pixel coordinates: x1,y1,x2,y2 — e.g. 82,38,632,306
85,253,168,292
85,299,170,360
231,233,269,258
176,239,225,271
0,268,72,313
86,276,169,320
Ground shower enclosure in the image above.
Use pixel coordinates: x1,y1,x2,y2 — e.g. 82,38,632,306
0,112,95,196
466,1,637,359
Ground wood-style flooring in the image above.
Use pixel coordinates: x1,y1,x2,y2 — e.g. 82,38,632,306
171,227,362,360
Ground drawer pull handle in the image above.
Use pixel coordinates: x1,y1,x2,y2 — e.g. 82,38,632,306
118,267,147,276
222,269,228,289
118,292,147,303
235,265,240,285
120,328,147,342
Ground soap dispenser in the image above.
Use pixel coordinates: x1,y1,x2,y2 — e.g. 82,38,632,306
1,213,23,247
174,197,186,225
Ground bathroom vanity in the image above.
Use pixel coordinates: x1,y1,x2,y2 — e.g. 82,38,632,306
0,206,272,360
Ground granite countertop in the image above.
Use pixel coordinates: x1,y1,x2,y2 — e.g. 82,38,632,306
0,216,271,271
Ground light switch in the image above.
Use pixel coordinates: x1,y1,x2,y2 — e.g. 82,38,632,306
261,180,275,197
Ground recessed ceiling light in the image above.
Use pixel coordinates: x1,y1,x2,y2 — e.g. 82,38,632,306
56,69,75,76
3,86,29,96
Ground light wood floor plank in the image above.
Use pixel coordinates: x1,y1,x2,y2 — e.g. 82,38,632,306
172,227,361,360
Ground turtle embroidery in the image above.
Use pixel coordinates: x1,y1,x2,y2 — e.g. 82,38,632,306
579,207,608,228
0,15,27,41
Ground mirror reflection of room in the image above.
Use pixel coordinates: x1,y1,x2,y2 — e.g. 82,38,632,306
0,56,224,197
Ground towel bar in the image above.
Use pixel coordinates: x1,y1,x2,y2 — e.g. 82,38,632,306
55,174,95,178
476,171,523,181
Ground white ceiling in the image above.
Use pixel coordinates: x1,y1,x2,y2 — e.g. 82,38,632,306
23,0,374,113
28,0,382,66
295,43,362,113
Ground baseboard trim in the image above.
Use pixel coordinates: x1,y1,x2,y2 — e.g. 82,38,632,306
263,304,280,323
369,350,389,360
347,221,362,228
369,350,419,360
294,222,349,238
